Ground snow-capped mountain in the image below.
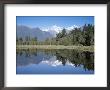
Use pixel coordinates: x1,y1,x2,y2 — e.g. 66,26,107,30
41,25,78,37
17,25,79,40
41,25,63,37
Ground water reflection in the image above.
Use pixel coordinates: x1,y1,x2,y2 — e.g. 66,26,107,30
16,49,94,74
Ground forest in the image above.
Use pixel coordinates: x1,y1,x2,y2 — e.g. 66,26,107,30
16,24,94,46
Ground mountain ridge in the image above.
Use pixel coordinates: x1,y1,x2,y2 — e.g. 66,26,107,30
17,25,53,41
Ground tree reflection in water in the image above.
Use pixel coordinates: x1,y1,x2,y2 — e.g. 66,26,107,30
16,49,94,71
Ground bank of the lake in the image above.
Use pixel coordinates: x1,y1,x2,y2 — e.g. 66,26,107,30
16,45,94,52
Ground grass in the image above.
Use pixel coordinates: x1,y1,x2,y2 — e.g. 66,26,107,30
16,45,94,52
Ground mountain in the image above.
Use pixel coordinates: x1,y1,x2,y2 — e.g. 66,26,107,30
17,25,79,41
17,25,53,41
42,25,63,37
17,52,75,67
42,25,79,37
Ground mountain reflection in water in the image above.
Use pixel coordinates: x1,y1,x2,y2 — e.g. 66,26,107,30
16,49,94,74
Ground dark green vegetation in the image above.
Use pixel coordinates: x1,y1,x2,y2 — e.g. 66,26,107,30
17,49,94,71
16,24,94,46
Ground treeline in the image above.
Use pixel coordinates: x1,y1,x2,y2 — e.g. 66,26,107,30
16,24,94,46
55,24,94,46
16,36,38,45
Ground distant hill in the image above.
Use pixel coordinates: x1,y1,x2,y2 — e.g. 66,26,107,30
17,25,53,41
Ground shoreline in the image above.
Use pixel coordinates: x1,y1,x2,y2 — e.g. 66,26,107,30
16,45,94,52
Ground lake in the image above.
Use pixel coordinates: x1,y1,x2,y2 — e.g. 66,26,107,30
16,49,94,74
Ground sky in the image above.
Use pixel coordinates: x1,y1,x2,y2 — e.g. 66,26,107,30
16,16,94,31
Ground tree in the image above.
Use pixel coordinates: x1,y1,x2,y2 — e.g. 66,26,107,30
16,24,94,46
19,37,23,45
34,37,37,45
83,24,94,46
62,28,67,37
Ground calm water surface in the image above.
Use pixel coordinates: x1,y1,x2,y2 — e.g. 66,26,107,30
16,49,94,74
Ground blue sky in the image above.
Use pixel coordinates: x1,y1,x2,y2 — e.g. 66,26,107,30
16,16,94,29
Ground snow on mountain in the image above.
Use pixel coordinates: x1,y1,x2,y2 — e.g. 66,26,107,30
65,25,79,33
42,25,63,37
50,25,63,33
41,25,78,37
66,25,78,30
17,25,79,40
42,25,62,33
